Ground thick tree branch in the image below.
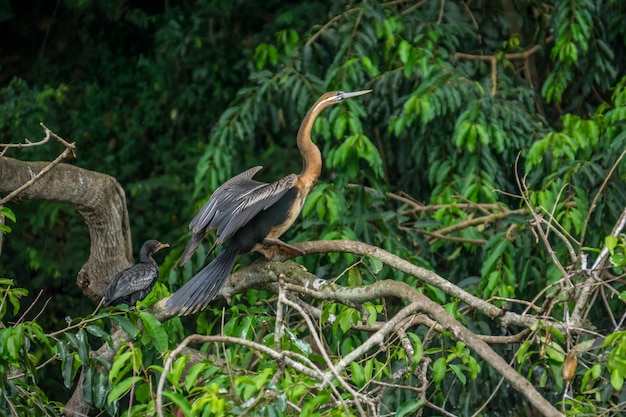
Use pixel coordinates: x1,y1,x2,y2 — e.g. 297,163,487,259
0,156,133,300
269,239,577,331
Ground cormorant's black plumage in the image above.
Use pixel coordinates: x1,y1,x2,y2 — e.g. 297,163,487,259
103,239,169,307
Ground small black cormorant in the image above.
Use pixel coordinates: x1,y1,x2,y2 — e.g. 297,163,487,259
103,239,169,307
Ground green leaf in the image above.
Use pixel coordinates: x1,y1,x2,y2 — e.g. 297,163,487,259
286,328,312,356
351,361,365,388
398,40,411,65
161,391,193,416
347,268,362,286
300,393,330,416
480,234,508,277
0,206,16,222
407,332,424,365
333,114,348,140
75,329,90,364
466,124,477,152
611,369,624,391
62,350,75,389
109,351,133,383
545,342,565,362
363,359,373,383
396,399,424,417
603,330,626,348
111,315,139,339
5,325,23,361
107,376,142,404
338,307,358,332
93,370,110,408
449,363,467,385
57,340,68,363
605,235,619,253
361,56,379,77
454,120,472,149
139,311,168,352
169,355,188,386
432,357,446,383
364,303,378,326
368,256,383,274
185,363,209,391
82,366,93,403
517,340,532,364
86,323,113,347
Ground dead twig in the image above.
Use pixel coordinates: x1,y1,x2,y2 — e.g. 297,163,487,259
0,124,76,206
454,36,553,95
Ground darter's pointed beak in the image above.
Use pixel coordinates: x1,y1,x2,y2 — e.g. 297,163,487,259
339,90,372,99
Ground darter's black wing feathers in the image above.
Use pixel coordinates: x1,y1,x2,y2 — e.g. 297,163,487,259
179,167,296,264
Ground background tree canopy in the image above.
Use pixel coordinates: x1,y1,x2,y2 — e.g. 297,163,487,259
1,0,626,416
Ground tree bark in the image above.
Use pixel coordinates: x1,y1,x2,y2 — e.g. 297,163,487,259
0,156,132,300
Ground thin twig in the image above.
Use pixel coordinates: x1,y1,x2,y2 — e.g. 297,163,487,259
536,211,579,263
583,147,626,266
515,155,572,290
0,124,76,206
280,294,370,416
306,7,361,47
417,229,487,245
7,354,60,381
529,215,573,288
569,143,626,322
39,0,60,56
349,184,510,213
326,302,423,378
572,205,626,324
436,0,445,24
401,0,427,15
16,290,45,324
427,208,527,238
454,36,552,95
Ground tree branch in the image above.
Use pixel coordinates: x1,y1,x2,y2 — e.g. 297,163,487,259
454,36,553,95
0,156,132,300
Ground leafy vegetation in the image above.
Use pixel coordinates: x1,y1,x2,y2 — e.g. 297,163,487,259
1,0,626,416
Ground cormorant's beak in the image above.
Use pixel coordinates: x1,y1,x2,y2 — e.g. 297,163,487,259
340,90,372,99
157,243,170,251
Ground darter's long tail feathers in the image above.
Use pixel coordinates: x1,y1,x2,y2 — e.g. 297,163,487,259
166,247,239,315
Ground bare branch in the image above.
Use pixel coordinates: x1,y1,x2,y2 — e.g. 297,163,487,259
454,36,553,95
579,148,626,257
0,124,77,206
280,293,372,416
429,208,527,238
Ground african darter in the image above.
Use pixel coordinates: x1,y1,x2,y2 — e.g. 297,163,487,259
165,90,371,315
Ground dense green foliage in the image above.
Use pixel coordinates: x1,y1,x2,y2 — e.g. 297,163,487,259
1,0,626,416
